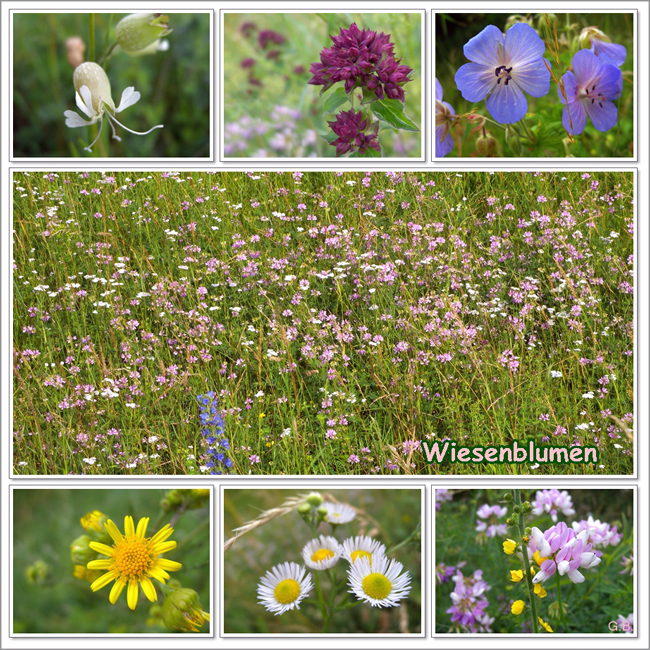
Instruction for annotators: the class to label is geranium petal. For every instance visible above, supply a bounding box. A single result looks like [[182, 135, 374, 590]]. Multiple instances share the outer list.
[[512, 58, 551, 98], [435, 78, 443, 102], [455, 62, 497, 102], [584, 98, 618, 132], [486, 79, 528, 123], [562, 102, 585, 134], [463, 25, 505, 66], [436, 129, 454, 157], [558, 70, 578, 105], [116, 86, 141, 112], [505, 22, 546, 66], [593, 40, 626, 67], [571, 49, 603, 90]]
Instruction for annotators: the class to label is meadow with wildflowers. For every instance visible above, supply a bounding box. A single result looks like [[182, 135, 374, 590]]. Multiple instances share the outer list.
[[435, 488, 634, 634], [223, 13, 422, 158], [435, 13, 634, 158], [13, 171, 633, 476], [223, 489, 421, 633], [13, 488, 210, 633]]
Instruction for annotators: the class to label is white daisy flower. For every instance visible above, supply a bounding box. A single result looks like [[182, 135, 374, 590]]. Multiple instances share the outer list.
[[322, 501, 356, 525], [301, 535, 341, 570], [257, 562, 312, 615], [341, 535, 387, 566], [347, 555, 411, 608]]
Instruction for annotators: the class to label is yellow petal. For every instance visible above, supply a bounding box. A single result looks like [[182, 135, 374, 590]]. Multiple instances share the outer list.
[[135, 517, 149, 539], [148, 566, 170, 583], [127, 579, 139, 610], [109, 577, 127, 604], [88, 541, 115, 557], [156, 558, 182, 572], [152, 540, 176, 555], [140, 577, 158, 602], [124, 516, 135, 537], [90, 571, 117, 592], [105, 520, 124, 545], [149, 524, 174, 546], [86, 559, 114, 570]]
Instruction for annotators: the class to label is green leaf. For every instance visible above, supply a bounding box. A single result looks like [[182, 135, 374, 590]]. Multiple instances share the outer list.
[[323, 87, 349, 114], [370, 99, 419, 132], [357, 146, 382, 158], [320, 131, 338, 144]]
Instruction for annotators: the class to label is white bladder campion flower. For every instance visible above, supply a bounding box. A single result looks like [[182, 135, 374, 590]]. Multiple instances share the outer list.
[[64, 62, 163, 152], [116, 13, 172, 56]]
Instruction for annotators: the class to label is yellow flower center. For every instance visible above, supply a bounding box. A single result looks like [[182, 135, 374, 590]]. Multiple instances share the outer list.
[[114, 537, 154, 578], [361, 573, 392, 600], [311, 549, 334, 563], [351, 550, 373, 564], [274, 579, 301, 604]]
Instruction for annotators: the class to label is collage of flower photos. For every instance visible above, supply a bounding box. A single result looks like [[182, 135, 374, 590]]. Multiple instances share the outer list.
[[4, 4, 645, 650]]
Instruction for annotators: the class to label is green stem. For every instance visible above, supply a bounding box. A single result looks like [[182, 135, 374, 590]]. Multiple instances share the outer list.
[[520, 118, 537, 144], [99, 41, 119, 66], [555, 570, 570, 632], [89, 14, 95, 62], [385, 520, 420, 555], [513, 489, 539, 634]]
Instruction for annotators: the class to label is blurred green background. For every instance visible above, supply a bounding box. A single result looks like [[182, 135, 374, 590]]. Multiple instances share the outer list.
[[223, 13, 422, 157], [436, 13, 634, 157], [223, 488, 422, 634], [13, 13, 211, 157], [13, 489, 211, 633]]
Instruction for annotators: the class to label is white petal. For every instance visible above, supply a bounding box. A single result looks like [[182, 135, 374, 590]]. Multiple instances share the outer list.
[[76, 85, 96, 118], [567, 569, 585, 583], [64, 110, 94, 128], [557, 560, 570, 575], [116, 87, 140, 112]]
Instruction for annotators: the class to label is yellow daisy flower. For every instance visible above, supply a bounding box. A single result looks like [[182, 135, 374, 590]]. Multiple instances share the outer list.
[[86, 516, 182, 610]]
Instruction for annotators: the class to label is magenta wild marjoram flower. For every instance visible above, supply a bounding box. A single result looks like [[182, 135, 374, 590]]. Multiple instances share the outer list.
[[309, 23, 412, 101], [327, 109, 380, 157], [454, 22, 551, 124]]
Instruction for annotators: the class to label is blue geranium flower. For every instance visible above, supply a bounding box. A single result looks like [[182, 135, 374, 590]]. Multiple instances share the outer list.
[[455, 23, 551, 124], [558, 49, 621, 135], [435, 78, 455, 157]]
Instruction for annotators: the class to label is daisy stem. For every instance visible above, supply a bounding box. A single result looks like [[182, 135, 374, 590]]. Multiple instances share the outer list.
[[385, 519, 420, 555], [555, 570, 570, 632], [314, 571, 327, 621], [513, 489, 539, 634]]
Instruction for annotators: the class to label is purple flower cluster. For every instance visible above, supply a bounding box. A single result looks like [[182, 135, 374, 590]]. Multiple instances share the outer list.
[[475, 504, 508, 538], [531, 488, 575, 522], [446, 569, 493, 632], [309, 23, 412, 101], [529, 521, 601, 584], [197, 391, 232, 474], [436, 489, 453, 511], [327, 109, 380, 156], [571, 516, 622, 548]]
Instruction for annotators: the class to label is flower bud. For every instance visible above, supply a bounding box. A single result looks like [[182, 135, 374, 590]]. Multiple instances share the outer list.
[[80, 510, 111, 543], [503, 493, 513, 502], [505, 125, 522, 156], [316, 505, 329, 519], [70, 534, 98, 564], [297, 503, 311, 516], [305, 492, 323, 507], [513, 505, 521, 514], [25, 560, 50, 584], [72, 564, 103, 583], [506, 517, 515, 527], [65, 36, 86, 68], [523, 501, 532, 512], [476, 132, 497, 156], [73, 62, 115, 113], [189, 489, 210, 509], [162, 588, 210, 633], [116, 14, 172, 55]]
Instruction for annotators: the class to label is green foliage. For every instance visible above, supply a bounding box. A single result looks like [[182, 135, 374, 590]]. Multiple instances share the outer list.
[[12, 13, 211, 158], [12, 489, 210, 633]]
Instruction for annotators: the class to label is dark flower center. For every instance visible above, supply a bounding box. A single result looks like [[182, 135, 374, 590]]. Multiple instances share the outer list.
[[495, 65, 513, 86]]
